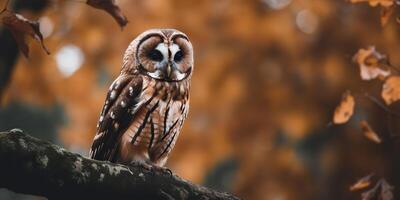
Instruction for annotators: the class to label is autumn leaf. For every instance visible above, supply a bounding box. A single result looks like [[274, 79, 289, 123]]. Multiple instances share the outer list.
[[360, 120, 382, 144], [0, 10, 50, 57], [350, 174, 374, 191], [86, 0, 128, 29], [353, 47, 391, 80], [382, 76, 400, 105], [333, 91, 355, 124]]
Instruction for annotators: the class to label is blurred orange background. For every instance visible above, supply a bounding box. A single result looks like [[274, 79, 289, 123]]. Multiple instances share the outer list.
[[1, 0, 400, 199]]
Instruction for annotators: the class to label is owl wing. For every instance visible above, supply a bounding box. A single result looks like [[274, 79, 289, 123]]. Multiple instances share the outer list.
[[89, 74, 143, 162]]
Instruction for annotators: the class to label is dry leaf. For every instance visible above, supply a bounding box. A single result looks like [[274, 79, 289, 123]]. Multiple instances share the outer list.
[[360, 120, 382, 143], [382, 76, 400, 105], [333, 91, 355, 124], [1, 10, 50, 57], [353, 47, 391, 80], [86, 0, 128, 29], [350, 174, 374, 191]]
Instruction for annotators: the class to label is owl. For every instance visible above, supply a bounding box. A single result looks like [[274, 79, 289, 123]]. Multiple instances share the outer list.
[[89, 29, 193, 168]]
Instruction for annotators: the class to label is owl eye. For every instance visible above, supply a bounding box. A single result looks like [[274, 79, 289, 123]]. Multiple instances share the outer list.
[[148, 49, 163, 61], [174, 50, 184, 62]]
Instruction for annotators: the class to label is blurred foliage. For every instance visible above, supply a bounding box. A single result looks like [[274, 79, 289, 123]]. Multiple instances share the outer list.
[[1, 0, 400, 199], [0, 101, 65, 142]]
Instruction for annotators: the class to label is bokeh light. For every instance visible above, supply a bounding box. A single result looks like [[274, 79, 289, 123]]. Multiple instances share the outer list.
[[296, 9, 319, 34], [262, 0, 292, 10], [55, 44, 85, 78], [39, 16, 54, 39]]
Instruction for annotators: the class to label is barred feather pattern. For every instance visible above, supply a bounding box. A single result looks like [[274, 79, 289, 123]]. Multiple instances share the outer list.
[[119, 76, 190, 166], [90, 28, 193, 167], [90, 74, 190, 167]]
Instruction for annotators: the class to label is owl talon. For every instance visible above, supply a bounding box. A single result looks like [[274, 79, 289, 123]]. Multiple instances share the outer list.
[[165, 168, 173, 176], [150, 165, 173, 176], [129, 160, 172, 175], [158, 166, 173, 176], [129, 161, 153, 171]]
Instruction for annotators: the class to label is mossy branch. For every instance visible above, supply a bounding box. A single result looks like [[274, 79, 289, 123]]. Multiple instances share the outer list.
[[0, 129, 239, 200]]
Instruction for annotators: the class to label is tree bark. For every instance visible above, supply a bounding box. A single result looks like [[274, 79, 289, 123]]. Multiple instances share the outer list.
[[0, 129, 240, 200]]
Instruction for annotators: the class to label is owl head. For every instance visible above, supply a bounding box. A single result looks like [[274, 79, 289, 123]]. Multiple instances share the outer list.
[[122, 29, 194, 82]]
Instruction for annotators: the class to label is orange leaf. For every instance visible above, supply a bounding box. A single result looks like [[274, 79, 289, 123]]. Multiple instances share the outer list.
[[86, 0, 128, 29], [1, 10, 50, 57], [333, 91, 355, 124], [350, 174, 373, 191], [353, 47, 391, 80], [360, 120, 382, 144], [382, 76, 400, 105]]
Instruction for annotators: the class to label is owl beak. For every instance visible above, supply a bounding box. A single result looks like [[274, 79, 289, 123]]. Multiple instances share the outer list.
[[166, 62, 173, 77], [165, 61, 173, 78]]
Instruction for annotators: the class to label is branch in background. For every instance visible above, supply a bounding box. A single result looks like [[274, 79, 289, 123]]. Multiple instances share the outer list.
[[0, 129, 239, 200]]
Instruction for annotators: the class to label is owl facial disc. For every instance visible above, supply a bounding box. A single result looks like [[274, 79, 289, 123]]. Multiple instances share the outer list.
[[134, 29, 193, 82], [145, 43, 190, 81]]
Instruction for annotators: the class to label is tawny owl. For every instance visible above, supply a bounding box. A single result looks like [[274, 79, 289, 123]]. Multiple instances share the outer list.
[[89, 29, 193, 167]]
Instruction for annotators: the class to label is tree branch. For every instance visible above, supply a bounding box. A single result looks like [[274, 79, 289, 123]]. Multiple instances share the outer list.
[[0, 129, 239, 200]]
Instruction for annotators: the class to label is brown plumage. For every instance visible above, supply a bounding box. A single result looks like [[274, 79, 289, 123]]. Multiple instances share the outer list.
[[89, 29, 193, 167]]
